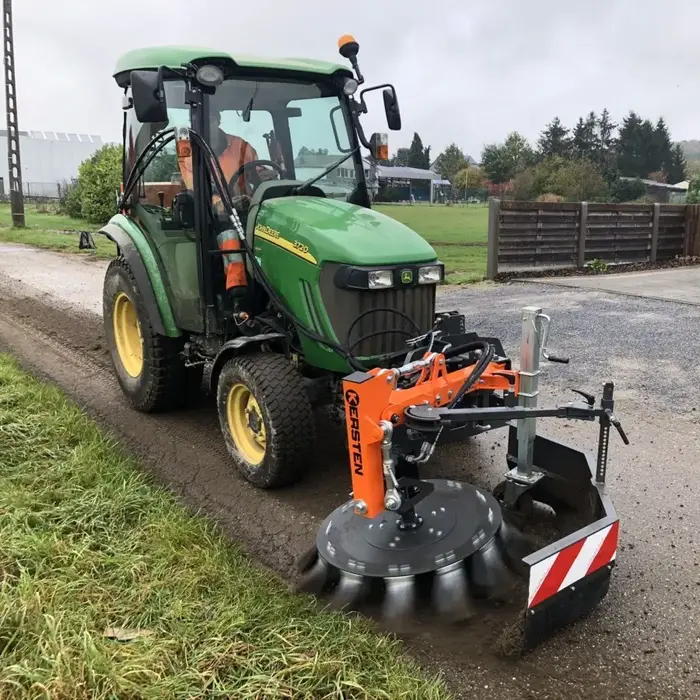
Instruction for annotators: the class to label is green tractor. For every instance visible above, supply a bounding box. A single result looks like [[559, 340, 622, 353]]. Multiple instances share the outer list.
[[102, 37, 447, 488]]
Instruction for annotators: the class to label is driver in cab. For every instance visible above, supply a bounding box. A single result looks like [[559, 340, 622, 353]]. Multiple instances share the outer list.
[[177, 107, 278, 211], [175, 107, 280, 294]]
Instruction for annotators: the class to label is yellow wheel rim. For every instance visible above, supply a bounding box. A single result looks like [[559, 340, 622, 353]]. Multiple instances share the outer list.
[[226, 383, 267, 465], [113, 292, 144, 378]]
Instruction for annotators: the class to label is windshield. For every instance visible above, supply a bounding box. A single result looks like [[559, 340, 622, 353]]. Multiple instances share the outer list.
[[207, 77, 361, 199]]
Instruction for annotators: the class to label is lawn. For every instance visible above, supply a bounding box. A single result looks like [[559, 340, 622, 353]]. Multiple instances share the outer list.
[[0, 202, 116, 259], [0, 201, 488, 283], [374, 203, 488, 246], [0, 355, 449, 699]]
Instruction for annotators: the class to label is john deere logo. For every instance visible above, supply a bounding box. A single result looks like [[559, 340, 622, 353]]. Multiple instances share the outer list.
[[400, 269, 413, 284]]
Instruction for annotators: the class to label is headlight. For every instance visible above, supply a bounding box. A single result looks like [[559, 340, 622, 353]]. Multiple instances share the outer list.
[[343, 77, 359, 96], [196, 64, 224, 87], [418, 265, 443, 284], [368, 270, 393, 289]]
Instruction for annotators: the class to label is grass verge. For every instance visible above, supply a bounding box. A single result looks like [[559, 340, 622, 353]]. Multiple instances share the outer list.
[[0, 355, 449, 699], [0, 227, 116, 259]]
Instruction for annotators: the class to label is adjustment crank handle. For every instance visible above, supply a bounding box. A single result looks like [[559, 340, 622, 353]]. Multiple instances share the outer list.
[[546, 354, 570, 364], [605, 409, 630, 445]]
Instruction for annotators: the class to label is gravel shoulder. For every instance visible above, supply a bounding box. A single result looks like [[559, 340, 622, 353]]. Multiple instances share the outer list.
[[1, 244, 699, 699]]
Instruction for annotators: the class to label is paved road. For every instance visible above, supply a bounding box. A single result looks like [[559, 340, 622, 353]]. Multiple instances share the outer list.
[[1, 243, 699, 700], [526, 266, 700, 306]]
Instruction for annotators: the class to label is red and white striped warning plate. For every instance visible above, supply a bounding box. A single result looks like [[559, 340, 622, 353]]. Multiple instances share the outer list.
[[528, 521, 619, 609]]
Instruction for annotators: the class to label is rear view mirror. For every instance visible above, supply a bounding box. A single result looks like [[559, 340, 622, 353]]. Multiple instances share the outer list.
[[131, 68, 167, 123], [383, 87, 401, 131]]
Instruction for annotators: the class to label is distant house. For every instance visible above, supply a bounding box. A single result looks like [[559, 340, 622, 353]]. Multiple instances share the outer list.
[[619, 177, 688, 204], [293, 153, 443, 201]]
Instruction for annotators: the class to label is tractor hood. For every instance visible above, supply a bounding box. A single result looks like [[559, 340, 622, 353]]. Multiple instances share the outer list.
[[255, 196, 437, 266]]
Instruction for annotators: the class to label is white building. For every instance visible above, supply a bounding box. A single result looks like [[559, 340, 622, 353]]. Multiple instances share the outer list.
[[0, 130, 104, 198]]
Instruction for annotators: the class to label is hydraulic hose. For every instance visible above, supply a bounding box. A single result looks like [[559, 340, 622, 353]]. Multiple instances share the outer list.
[[445, 340, 495, 409]]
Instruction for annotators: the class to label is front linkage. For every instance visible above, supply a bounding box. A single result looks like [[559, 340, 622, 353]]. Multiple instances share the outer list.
[[299, 305, 628, 651]]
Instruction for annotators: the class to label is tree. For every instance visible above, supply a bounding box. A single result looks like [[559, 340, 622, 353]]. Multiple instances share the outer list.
[[686, 174, 700, 203], [616, 111, 645, 177], [453, 166, 486, 189], [480, 131, 535, 184], [145, 147, 180, 182], [668, 144, 687, 183], [572, 112, 598, 160], [390, 147, 410, 167], [407, 132, 431, 169], [639, 119, 656, 175], [433, 143, 468, 182], [546, 159, 609, 201], [537, 117, 571, 159], [649, 117, 673, 178]]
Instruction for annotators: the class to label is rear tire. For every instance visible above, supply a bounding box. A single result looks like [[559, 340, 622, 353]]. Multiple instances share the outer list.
[[217, 352, 315, 488], [103, 256, 202, 412]]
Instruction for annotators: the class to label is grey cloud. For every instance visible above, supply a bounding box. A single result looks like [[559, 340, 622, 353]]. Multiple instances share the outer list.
[[9, 0, 700, 161]]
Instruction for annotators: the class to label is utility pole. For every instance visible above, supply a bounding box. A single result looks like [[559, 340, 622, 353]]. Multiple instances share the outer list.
[[3, 0, 24, 226]]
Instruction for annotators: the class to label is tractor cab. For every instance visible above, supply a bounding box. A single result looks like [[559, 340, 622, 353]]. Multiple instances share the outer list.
[[115, 36, 424, 356]]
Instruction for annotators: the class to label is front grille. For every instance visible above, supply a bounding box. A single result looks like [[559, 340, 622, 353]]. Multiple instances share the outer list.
[[319, 263, 436, 357]]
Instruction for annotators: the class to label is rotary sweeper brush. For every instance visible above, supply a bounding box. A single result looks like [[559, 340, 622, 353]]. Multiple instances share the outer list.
[[299, 307, 628, 651]]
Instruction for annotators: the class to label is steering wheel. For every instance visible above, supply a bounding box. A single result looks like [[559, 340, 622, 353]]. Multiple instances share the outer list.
[[227, 159, 286, 196]]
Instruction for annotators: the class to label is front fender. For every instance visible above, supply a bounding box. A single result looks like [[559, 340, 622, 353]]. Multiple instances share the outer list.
[[100, 215, 180, 338], [209, 333, 286, 393]]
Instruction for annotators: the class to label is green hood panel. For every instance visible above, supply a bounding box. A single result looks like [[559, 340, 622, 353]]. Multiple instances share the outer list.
[[256, 197, 437, 266]]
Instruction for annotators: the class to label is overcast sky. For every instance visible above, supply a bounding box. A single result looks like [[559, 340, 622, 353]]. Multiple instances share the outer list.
[[9, 0, 699, 159]]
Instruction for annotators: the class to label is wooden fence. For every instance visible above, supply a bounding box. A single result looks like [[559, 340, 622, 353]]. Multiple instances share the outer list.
[[486, 199, 700, 279]]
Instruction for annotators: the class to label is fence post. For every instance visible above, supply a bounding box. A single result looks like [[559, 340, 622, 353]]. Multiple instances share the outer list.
[[486, 198, 501, 280], [651, 203, 660, 263], [577, 202, 588, 268]]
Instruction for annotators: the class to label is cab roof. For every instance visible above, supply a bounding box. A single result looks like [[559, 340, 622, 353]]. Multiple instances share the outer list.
[[113, 46, 351, 85]]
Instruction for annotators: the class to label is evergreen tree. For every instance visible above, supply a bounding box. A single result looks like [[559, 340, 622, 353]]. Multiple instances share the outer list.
[[639, 119, 656, 176], [407, 132, 431, 169], [597, 109, 617, 156], [616, 111, 645, 177], [572, 112, 598, 159], [537, 117, 571, 159], [668, 144, 687, 183], [650, 117, 674, 178]]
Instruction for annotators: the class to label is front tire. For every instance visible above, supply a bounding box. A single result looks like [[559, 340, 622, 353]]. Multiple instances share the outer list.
[[103, 257, 201, 412], [217, 353, 315, 488]]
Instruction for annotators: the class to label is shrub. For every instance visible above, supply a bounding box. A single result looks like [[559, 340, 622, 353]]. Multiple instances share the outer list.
[[74, 144, 122, 224], [536, 192, 563, 202], [610, 177, 646, 203]]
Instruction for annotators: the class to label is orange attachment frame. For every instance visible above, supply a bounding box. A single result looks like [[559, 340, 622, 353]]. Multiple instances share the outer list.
[[342, 354, 519, 519]]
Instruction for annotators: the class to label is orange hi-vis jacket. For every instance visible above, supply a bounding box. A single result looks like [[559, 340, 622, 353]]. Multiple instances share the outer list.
[[178, 134, 259, 291]]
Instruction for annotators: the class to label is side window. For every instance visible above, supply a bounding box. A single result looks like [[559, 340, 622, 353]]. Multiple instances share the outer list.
[[125, 80, 202, 333]]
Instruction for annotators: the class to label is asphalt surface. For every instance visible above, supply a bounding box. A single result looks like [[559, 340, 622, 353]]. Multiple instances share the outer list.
[[1, 243, 699, 699], [529, 266, 700, 306]]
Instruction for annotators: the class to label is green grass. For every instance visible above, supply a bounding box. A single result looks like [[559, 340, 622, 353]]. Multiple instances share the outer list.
[[0, 202, 488, 283], [433, 245, 487, 284], [0, 202, 116, 259], [374, 203, 488, 246], [0, 202, 95, 231], [0, 355, 450, 699]]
